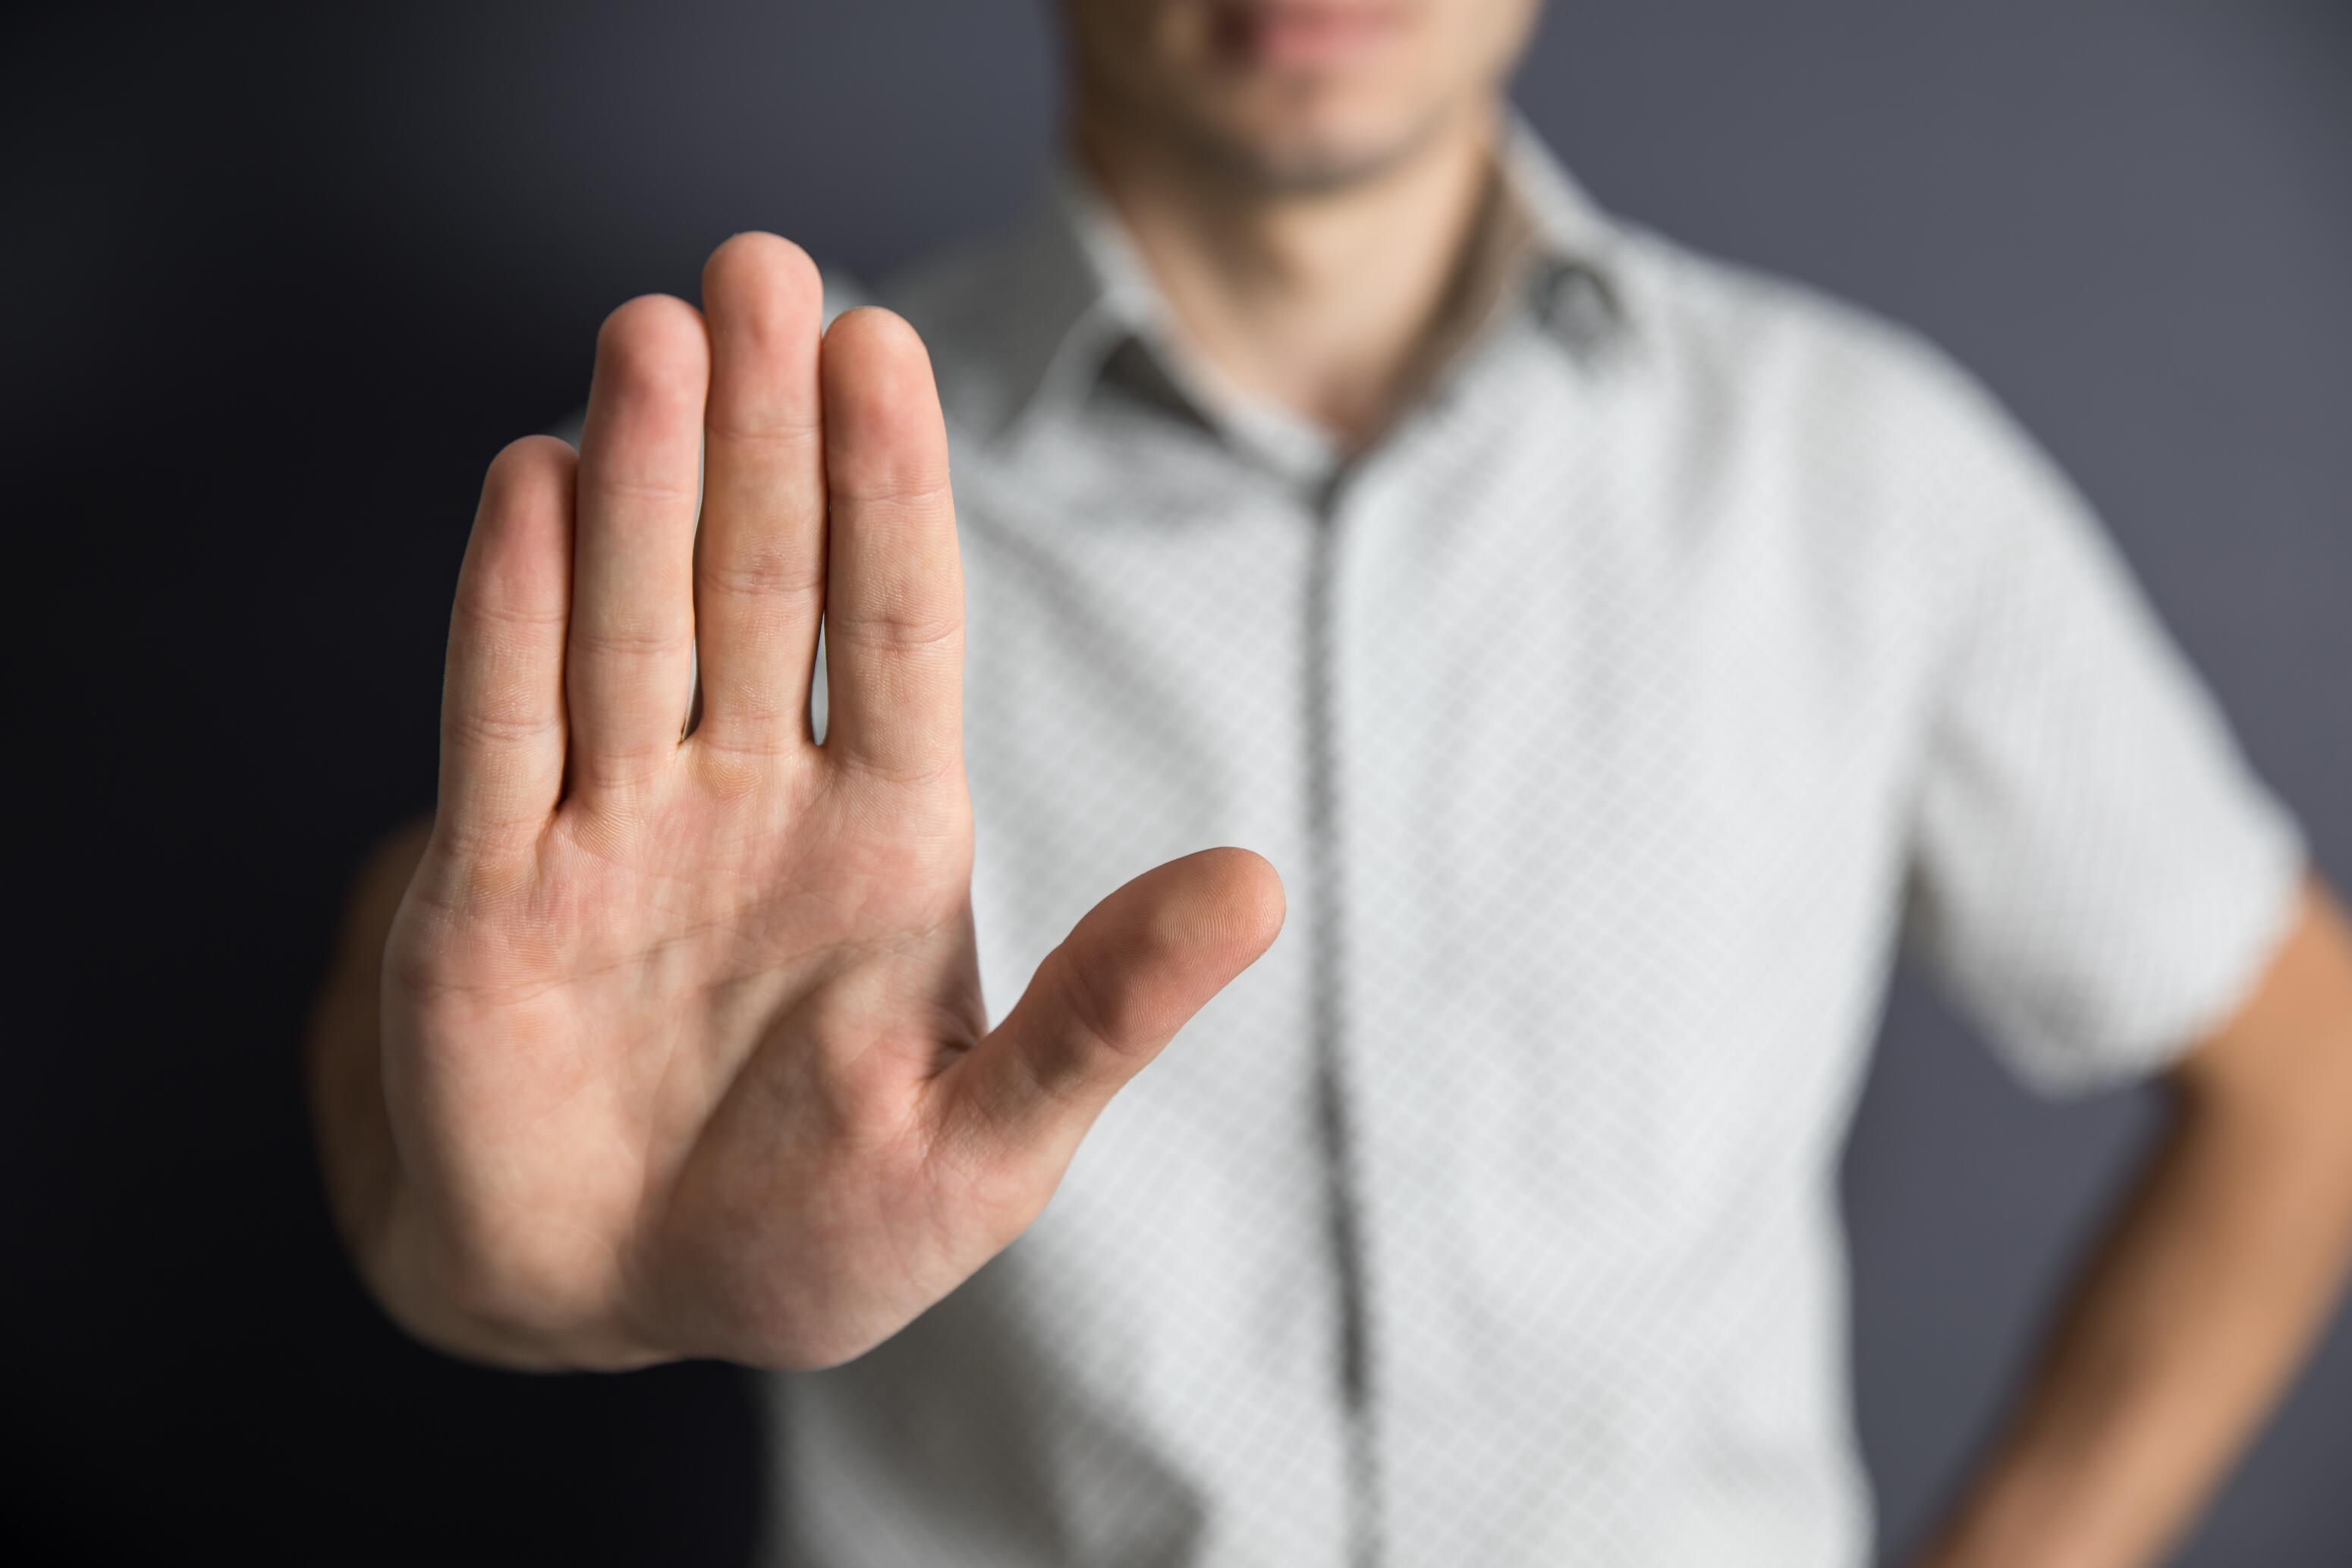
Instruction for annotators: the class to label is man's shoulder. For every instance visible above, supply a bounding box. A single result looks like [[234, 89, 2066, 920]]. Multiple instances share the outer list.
[[1605, 214, 1989, 433], [1595, 211, 2055, 524], [807, 188, 2027, 480]]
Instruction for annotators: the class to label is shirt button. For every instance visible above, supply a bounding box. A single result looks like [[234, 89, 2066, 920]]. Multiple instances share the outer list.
[[1548, 268, 1613, 350]]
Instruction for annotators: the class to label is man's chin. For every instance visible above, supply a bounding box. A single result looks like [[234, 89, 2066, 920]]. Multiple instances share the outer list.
[[1182, 108, 1457, 196]]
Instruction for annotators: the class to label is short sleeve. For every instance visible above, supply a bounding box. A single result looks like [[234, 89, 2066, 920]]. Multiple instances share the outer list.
[[1893, 350, 2310, 1097]]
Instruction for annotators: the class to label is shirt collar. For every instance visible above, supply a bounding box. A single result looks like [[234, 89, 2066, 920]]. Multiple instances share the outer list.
[[977, 105, 1633, 453]]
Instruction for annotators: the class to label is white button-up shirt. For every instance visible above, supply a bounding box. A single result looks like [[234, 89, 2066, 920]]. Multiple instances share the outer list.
[[751, 113, 2310, 1567]]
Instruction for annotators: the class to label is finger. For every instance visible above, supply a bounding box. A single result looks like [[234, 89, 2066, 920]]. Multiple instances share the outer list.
[[942, 848, 1287, 1168], [568, 294, 709, 800], [817, 306, 962, 784], [438, 435, 577, 851], [690, 233, 827, 759]]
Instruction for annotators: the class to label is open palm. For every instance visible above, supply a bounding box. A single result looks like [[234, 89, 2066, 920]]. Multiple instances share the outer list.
[[372, 234, 1284, 1372]]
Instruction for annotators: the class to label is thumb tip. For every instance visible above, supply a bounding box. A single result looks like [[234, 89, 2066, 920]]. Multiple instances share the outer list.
[[1188, 845, 1288, 957]]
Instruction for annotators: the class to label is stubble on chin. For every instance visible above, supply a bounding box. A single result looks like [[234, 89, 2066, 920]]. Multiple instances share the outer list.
[[1142, 86, 1473, 199]]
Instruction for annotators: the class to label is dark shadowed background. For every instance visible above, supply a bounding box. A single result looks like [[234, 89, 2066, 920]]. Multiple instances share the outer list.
[[9, 2, 2347, 1563]]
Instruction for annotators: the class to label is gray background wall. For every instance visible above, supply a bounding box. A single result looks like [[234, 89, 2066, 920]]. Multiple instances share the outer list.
[[13, 2, 2346, 1562]]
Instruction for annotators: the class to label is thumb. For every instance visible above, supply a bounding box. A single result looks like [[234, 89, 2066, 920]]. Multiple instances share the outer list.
[[942, 846, 1285, 1171]]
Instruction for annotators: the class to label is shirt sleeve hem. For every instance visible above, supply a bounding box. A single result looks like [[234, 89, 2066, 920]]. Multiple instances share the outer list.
[[2021, 809, 2311, 1099]]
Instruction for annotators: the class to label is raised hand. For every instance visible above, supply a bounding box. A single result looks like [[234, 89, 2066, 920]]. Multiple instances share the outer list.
[[335, 234, 1284, 1372]]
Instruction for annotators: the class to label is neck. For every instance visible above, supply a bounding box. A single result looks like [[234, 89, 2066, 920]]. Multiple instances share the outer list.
[[1072, 99, 1503, 450]]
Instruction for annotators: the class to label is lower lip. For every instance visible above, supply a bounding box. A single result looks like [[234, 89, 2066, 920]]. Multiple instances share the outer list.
[[1215, 4, 1404, 71]]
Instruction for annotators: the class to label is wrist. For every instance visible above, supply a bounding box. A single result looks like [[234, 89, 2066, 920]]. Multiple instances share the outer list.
[[360, 1189, 675, 1373], [1913, 1453, 2147, 1568]]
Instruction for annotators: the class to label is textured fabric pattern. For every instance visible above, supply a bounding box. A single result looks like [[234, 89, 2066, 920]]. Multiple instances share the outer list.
[[738, 112, 2311, 1567]]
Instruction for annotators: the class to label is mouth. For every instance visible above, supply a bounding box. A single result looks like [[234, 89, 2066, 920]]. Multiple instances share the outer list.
[[1206, 1, 1410, 73]]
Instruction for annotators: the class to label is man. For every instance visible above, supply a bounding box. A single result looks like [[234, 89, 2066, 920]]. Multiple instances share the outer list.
[[305, 2, 2352, 1563]]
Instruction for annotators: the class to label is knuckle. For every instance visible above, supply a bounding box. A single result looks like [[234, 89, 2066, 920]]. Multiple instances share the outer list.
[[829, 599, 961, 655], [444, 701, 557, 749], [570, 617, 693, 659], [830, 473, 953, 512], [413, 821, 542, 894], [451, 577, 566, 637], [702, 539, 823, 602], [588, 470, 699, 508], [704, 408, 823, 449], [1051, 946, 1127, 1063], [687, 739, 782, 798], [835, 746, 961, 792]]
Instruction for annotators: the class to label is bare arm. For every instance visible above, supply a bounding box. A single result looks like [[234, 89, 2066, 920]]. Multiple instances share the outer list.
[[1915, 870, 2352, 1568]]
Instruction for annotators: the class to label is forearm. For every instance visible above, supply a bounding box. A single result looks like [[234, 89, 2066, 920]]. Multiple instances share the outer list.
[[1917, 1037, 2352, 1565]]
